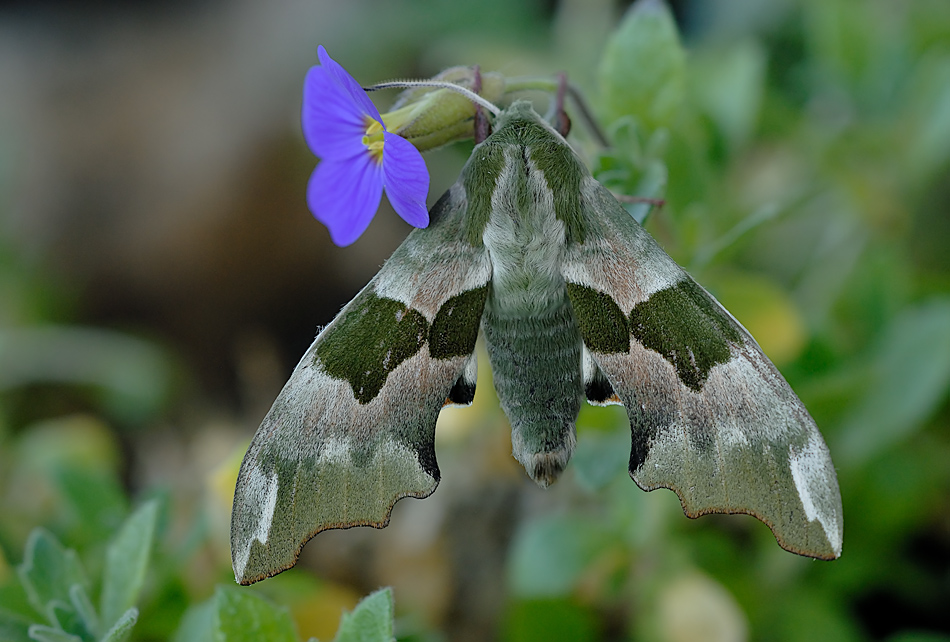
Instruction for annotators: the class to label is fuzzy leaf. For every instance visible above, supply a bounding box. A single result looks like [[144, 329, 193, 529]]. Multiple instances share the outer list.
[[99, 501, 158, 631], [216, 587, 298, 642], [173, 587, 298, 642], [99, 608, 137, 642], [68, 584, 98, 638], [26, 626, 81, 642], [0, 608, 33, 642], [17, 530, 88, 624], [332, 588, 395, 642], [835, 299, 950, 467], [598, 0, 686, 129]]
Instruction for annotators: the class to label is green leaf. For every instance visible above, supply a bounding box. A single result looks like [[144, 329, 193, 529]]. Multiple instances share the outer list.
[[571, 425, 628, 491], [99, 608, 137, 642], [332, 588, 395, 642], [508, 515, 614, 598], [0, 607, 33, 642], [26, 626, 81, 642], [688, 40, 766, 150], [592, 118, 669, 225], [54, 466, 129, 546], [173, 587, 299, 642], [170, 601, 214, 642], [834, 298, 950, 467], [504, 599, 597, 642], [99, 500, 159, 631], [68, 584, 98, 638], [17, 530, 89, 624], [598, 0, 686, 129], [216, 587, 299, 642], [46, 603, 84, 640]]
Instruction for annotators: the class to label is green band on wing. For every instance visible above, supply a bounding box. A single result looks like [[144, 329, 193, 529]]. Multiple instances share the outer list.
[[529, 142, 586, 244], [566, 282, 630, 354], [484, 107, 586, 244], [316, 294, 429, 404], [463, 146, 506, 246], [629, 279, 743, 391], [429, 285, 489, 359]]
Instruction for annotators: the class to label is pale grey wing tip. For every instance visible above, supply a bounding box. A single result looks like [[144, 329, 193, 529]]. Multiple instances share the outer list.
[[230, 479, 440, 585], [629, 469, 843, 560]]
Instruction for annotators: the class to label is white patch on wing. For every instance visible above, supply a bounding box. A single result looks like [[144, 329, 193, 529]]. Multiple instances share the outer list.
[[369, 184, 492, 318], [559, 177, 684, 308], [789, 434, 843, 556], [581, 346, 597, 384], [233, 467, 279, 580], [317, 435, 351, 464], [717, 421, 751, 450], [633, 261, 686, 300]]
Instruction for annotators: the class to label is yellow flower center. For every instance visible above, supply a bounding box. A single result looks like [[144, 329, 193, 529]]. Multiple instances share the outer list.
[[362, 117, 385, 164]]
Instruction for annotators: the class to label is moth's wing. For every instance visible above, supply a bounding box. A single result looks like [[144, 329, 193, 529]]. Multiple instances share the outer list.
[[562, 178, 843, 559], [231, 185, 491, 584]]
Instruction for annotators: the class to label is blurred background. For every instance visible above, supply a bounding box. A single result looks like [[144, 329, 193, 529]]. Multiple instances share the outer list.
[[1, 0, 949, 640]]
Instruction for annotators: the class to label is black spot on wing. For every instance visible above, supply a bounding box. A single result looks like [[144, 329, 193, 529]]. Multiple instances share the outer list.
[[445, 374, 476, 407], [584, 371, 617, 405]]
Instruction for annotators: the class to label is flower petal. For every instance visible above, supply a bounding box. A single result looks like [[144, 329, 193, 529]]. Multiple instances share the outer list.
[[302, 66, 368, 160], [381, 132, 430, 229], [317, 46, 382, 123], [307, 154, 384, 246]]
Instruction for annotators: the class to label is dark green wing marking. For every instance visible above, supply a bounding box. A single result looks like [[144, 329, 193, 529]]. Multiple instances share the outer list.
[[317, 296, 429, 404], [628, 279, 744, 392]]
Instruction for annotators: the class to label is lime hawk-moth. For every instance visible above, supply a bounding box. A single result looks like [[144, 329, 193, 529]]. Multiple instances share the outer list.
[[231, 102, 843, 585]]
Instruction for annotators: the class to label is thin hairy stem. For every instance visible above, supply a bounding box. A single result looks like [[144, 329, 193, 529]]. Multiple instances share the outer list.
[[365, 80, 502, 116]]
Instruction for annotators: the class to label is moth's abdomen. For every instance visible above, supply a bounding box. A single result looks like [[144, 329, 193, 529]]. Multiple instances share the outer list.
[[482, 293, 583, 487], [475, 132, 588, 486]]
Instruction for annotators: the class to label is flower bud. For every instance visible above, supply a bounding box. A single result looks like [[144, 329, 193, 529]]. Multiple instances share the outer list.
[[380, 66, 506, 151]]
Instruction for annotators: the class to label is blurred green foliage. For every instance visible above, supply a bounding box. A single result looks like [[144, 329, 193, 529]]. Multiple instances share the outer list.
[[2, 0, 950, 640], [1, 502, 156, 642]]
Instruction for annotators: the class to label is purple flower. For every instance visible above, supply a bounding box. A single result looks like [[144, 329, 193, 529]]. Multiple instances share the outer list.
[[302, 46, 430, 246]]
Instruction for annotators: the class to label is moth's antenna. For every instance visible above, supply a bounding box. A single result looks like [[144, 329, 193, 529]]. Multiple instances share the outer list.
[[502, 75, 610, 147], [612, 194, 666, 208], [565, 84, 609, 148], [471, 65, 491, 144], [552, 73, 571, 137], [365, 80, 502, 117]]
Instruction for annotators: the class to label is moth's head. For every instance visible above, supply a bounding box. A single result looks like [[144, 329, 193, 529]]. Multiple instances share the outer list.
[[491, 100, 552, 131], [477, 100, 568, 149]]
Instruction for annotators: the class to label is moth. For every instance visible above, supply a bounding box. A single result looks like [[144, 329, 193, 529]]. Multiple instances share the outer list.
[[231, 101, 843, 585]]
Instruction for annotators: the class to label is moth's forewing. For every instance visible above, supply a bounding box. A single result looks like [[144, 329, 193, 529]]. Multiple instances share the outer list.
[[561, 171, 843, 559], [230, 185, 491, 584]]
